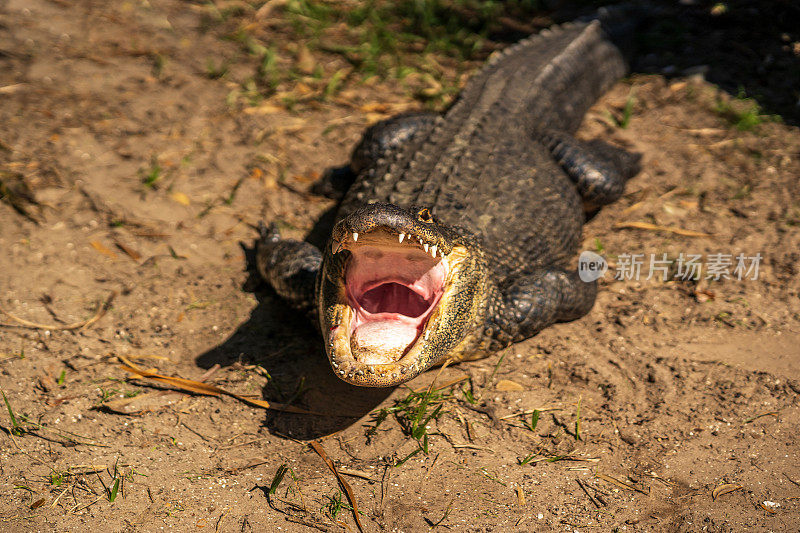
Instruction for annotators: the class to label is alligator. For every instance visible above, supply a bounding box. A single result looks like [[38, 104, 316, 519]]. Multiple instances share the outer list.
[[257, 13, 641, 387]]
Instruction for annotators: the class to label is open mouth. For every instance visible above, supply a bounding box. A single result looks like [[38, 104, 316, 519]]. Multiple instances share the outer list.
[[339, 229, 447, 365]]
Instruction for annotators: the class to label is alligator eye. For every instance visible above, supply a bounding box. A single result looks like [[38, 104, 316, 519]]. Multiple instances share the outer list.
[[417, 208, 433, 223]]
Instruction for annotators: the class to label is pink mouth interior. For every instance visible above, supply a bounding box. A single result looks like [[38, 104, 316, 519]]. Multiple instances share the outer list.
[[345, 243, 446, 365], [359, 283, 431, 317]]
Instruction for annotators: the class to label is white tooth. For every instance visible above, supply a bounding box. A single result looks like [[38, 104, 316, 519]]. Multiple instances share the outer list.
[[423, 243, 429, 253], [353, 232, 359, 242], [398, 233, 405, 243], [424, 329, 430, 340], [430, 245, 437, 257]]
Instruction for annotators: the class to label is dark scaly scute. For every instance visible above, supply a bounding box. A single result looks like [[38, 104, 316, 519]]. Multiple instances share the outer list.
[[337, 21, 626, 280]]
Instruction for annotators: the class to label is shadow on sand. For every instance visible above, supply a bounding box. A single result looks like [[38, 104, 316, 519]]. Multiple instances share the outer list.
[[195, 215, 395, 441], [561, 0, 800, 125]]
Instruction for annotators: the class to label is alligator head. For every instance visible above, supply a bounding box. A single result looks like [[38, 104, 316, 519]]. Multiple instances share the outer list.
[[318, 203, 488, 387]]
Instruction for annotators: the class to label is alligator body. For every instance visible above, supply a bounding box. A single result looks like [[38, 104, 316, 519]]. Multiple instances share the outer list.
[[258, 16, 641, 387]]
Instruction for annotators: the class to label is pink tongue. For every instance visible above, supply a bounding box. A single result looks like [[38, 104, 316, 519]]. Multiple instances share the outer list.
[[360, 283, 429, 317], [352, 322, 418, 364]]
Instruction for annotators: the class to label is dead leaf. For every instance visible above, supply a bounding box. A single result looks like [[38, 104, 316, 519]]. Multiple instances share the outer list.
[[669, 81, 688, 93], [170, 191, 190, 205], [711, 483, 742, 500], [255, 0, 287, 19], [293, 81, 313, 96], [686, 127, 727, 136], [359, 102, 415, 114], [694, 288, 715, 302], [244, 103, 285, 115], [292, 170, 320, 183], [496, 379, 525, 392], [114, 240, 142, 262], [360, 102, 391, 113], [296, 45, 316, 74], [365, 112, 389, 124], [90, 240, 118, 260], [29, 497, 46, 509]]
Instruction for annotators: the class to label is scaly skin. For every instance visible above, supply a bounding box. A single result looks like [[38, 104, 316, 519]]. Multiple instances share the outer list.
[[258, 17, 641, 387]]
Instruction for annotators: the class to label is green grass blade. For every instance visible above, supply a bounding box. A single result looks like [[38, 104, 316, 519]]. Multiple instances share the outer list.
[[269, 464, 288, 495], [1, 390, 21, 435]]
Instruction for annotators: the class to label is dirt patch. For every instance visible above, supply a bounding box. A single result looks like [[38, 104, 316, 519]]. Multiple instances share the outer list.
[[1, 1, 799, 531]]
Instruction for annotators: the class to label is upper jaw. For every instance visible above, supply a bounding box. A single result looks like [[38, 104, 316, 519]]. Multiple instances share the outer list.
[[329, 202, 452, 259]]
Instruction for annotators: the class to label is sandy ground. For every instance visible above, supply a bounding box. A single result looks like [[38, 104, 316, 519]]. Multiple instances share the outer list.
[[1, 1, 799, 531]]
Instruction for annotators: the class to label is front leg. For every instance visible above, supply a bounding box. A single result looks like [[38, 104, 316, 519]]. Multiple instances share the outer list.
[[486, 269, 597, 350], [256, 223, 321, 316]]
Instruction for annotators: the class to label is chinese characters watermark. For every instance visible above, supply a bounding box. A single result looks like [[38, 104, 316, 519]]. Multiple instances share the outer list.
[[579, 251, 762, 282]]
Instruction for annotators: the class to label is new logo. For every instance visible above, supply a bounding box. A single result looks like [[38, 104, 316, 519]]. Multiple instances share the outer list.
[[578, 251, 608, 282]]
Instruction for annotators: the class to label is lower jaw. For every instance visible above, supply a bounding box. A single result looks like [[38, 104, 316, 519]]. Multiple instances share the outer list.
[[329, 353, 425, 386], [326, 307, 430, 386], [350, 315, 424, 365]]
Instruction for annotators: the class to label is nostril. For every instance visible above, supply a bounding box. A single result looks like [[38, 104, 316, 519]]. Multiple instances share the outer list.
[[417, 207, 433, 223]]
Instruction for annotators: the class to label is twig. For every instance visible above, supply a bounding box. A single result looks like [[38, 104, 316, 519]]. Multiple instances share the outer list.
[[309, 440, 364, 533], [743, 411, 778, 424], [338, 468, 376, 482], [0, 291, 116, 330], [68, 495, 102, 514], [784, 473, 800, 487], [412, 374, 468, 394], [51, 487, 69, 508], [576, 478, 604, 507], [425, 360, 451, 396], [118, 355, 321, 415], [0, 83, 27, 94], [595, 473, 649, 494], [179, 420, 215, 443], [613, 221, 711, 238], [215, 436, 270, 451], [197, 364, 221, 382], [451, 444, 495, 452], [379, 463, 391, 514], [499, 407, 559, 421]]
